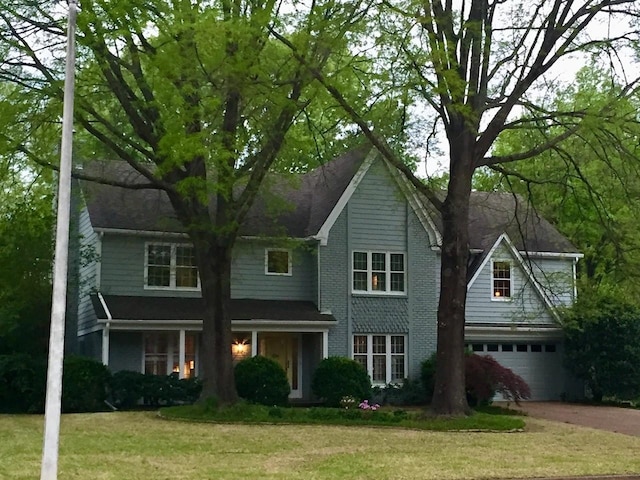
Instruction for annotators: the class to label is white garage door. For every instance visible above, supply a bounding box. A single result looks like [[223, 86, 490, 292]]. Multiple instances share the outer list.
[[467, 342, 565, 401]]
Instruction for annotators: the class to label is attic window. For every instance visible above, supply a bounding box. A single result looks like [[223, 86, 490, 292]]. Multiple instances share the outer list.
[[266, 249, 291, 275], [352, 251, 405, 294], [492, 260, 511, 300]]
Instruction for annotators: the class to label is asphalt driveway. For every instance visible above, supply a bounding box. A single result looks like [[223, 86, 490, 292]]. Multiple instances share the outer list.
[[512, 401, 640, 437]]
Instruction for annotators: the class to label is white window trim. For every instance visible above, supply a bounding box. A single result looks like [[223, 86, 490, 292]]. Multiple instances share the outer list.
[[265, 248, 292, 276], [491, 259, 512, 301], [144, 242, 200, 291], [351, 251, 406, 295], [352, 334, 407, 385]]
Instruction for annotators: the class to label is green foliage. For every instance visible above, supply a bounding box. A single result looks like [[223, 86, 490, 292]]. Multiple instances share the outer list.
[[62, 355, 112, 413], [110, 370, 202, 408], [0, 169, 53, 356], [234, 356, 290, 406], [562, 294, 640, 402], [420, 352, 438, 402], [311, 356, 372, 407], [372, 379, 427, 406], [0, 354, 46, 413]]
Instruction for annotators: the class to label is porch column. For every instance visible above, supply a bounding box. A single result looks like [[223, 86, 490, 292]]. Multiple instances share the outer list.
[[178, 330, 186, 379], [251, 331, 258, 357], [101, 325, 109, 366], [322, 330, 328, 358]]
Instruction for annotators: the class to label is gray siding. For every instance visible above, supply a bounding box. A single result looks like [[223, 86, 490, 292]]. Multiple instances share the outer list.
[[109, 331, 143, 372], [322, 159, 439, 379], [100, 235, 315, 301], [77, 206, 100, 334], [466, 244, 555, 325], [231, 240, 315, 301], [527, 256, 576, 306], [349, 160, 407, 251]]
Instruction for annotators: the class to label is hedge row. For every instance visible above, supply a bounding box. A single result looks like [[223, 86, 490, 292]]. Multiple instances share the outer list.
[[0, 354, 201, 413]]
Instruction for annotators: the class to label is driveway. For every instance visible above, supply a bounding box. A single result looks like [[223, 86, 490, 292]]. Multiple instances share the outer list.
[[511, 401, 640, 437]]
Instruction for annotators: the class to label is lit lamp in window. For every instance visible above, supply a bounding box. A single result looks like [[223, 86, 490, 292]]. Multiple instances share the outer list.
[[232, 341, 249, 360], [494, 290, 501, 297]]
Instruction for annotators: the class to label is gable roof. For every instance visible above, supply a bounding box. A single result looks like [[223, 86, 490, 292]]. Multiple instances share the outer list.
[[79, 146, 579, 256]]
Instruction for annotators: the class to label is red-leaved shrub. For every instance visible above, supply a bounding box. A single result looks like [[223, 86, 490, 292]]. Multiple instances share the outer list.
[[465, 354, 531, 405]]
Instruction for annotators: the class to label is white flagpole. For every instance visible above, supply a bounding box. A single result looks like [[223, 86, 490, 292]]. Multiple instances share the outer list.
[[41, 0, 77, 478]]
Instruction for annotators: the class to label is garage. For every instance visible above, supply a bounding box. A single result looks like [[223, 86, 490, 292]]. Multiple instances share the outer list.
[[467, 341, 567, 401]]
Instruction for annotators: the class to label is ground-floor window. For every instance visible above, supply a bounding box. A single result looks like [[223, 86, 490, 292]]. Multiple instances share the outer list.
[[144, 332, 197, 378], [352, 334, 406, 384]]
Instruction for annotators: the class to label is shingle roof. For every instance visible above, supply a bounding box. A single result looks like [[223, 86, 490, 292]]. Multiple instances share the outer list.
[[91, 294, 336, 322], [79, 146, 578, 254]]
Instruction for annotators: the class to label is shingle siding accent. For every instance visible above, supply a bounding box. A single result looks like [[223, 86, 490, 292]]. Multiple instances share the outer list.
[[351, 297, 409, 332]]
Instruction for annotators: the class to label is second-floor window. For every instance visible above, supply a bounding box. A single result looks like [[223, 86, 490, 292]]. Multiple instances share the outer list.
[[146, 243, 198, 289], [265, 249, 292, 275], [352, 251, 405, 294], [492, 260, 511, 299]]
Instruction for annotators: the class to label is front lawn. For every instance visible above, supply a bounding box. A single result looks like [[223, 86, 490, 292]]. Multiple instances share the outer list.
[[2, 411, 640, 479]]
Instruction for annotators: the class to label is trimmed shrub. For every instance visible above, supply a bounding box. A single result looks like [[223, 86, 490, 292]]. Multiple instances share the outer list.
[[110, 370, 145, 409], [235, 355, 290, 406], [420, 353, 531, 406], [62, 355, 112, 412], [311, 357, 371, 407], [110, 371, 202, 408], [371, 379, 427, 406]]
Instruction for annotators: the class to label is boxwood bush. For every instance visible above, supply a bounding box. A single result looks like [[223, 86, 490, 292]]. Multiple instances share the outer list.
[[110, 371, 202, 408], [234, 355, 290, 406], [311, 357, 371, 407], [62, 355, 112, 412]]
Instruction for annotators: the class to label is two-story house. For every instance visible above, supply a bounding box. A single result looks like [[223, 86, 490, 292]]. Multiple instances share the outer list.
[[70, 145, 583, 401]]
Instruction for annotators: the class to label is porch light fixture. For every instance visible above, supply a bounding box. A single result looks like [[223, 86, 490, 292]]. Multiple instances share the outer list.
[[232, 341, 249, 358]]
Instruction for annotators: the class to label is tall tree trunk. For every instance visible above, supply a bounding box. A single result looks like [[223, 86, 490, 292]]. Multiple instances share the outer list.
[[192, 236, 238, 405], [431, 133, 475, 416]]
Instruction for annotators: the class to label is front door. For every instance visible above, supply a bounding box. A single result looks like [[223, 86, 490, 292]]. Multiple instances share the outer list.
[[259, 333, 301, 398]]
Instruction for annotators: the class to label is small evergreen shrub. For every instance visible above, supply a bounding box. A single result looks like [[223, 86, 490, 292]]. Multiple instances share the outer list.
[[62, 355, 112, 412], [235, 355, 290, 406], [311, 357, 371, 407]]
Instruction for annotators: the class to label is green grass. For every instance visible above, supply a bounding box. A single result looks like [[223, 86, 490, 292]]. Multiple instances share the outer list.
[[159, 402, 525, 431], [1, 411, 640, 479]]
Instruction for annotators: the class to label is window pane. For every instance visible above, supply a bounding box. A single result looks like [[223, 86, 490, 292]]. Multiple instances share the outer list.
[[371, 272, 386, 291], [501, 344, 514, 352], [391, 355, 405, 381], [390, 336, 404, 354], [353, 252, 367, 270], [354, 355, 367, 371], [371, 253, 385, 271], [267, 250, 289, 274], [372, 355, 386, 382], [493, 279, 511, 298], [390, 254, 404, 272], [372, 336, 386, 354], [147, 245, 171, 287], [390, 272, 404, 292], [353, 335, 368, 354], [493, 262, 510, 278], [353, 272, 367, 291]]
